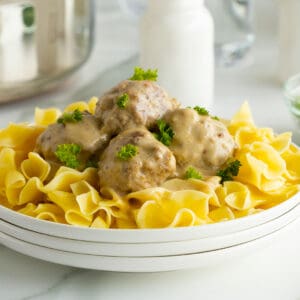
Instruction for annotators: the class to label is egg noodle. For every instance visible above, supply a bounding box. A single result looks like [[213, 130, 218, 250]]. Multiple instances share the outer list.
[[0, 99, 299, 229]]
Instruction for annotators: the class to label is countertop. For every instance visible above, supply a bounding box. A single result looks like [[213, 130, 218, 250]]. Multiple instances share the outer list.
[[0, 1, 299, 300]]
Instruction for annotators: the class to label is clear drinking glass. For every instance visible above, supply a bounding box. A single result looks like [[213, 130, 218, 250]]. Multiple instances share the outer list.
[[206, 0, 255, 67]]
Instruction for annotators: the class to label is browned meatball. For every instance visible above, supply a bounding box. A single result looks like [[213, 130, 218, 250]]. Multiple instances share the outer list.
[[98, 128, 176, 194], [95, 80, 179, 136], [163, 108, 236, 176], [35, 112, 108, 164]]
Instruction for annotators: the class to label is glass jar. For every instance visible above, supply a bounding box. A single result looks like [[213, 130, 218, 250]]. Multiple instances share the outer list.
[[140, 0, 214, 108]]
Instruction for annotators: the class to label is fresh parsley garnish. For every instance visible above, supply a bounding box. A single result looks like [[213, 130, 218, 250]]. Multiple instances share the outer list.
[[55, 143, 81, 169], [193, 106, 209, 116], [85, 159, 98, 169], [217, 160, 242, 184], [153, 119, 174, 146], [117, 93, 129, 109], [292, 96, 300, 111], [184, 167, 203, 180], [129, 67, 158, 81], [22, 5, 35, 27], [57, 109, 83, 125], [117, 144, 138, 160], [189, 106, 220, 120]]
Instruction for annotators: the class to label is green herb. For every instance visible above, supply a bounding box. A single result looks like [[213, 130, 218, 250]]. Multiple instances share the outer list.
[[117, 144, 138, 160], [22, 5, 35, 27], [193, 106, 209, 116], [217, 160, 242, 184], [153, 119, 174, 146], [190, 106, 219, 120], [85, 159, 98, 169], [292, 96, 300, 111], [55, 144, 81, 169], [129, 67, 158, 81], [184, 167, 203, 180], [117, 93, 129, 109], [57, 109, 83, 125]]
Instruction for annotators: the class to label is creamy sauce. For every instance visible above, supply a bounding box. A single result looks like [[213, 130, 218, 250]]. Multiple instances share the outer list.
[[98, 127, 176, 194], [35, 112, 108, 166], [35, 79, 235, 194], [95, 80, 179, 135], [163, 108, 236, 176]]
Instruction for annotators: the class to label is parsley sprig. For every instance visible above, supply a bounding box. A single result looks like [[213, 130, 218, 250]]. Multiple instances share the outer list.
[[190, 106, 219, 120], [217, 160, 242, 184], [193, 106, 209, 116], [85, 159, 98, 169], [57, 109, 83, 125], [117, 93, 129, 109], [129, 67, 158, 81], [153, 119, 174, 146], [55, 143, 81, 169], [184, 167, 203, 180], [117, 144, 138, 160]]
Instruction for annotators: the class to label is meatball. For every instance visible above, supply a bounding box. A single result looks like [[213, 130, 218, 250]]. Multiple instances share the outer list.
[[95, 80, 179, 136], [163, 108, 236, 176], [98, 128, 176, 194], [35, 112, 108, 164]]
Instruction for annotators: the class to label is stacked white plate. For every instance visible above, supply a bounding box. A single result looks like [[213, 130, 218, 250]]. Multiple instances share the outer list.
[[0, 193, 299, 272]]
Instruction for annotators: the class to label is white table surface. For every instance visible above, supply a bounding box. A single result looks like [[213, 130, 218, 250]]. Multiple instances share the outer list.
[[0, 1, 299, 300]]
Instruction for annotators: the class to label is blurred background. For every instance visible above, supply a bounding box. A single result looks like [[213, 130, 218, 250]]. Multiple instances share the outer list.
[[1, 2, 300, 299], [0, 0, 297, 140]]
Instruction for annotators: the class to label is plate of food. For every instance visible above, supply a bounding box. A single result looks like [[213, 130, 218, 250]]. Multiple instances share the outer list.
[[0, 67, 299, 251]]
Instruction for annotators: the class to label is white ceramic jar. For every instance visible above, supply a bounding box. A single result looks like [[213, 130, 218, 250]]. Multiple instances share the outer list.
[[139, 0, 214, 108]]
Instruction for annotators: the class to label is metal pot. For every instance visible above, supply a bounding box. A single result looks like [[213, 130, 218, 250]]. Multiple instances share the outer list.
[[0, 0, 94, 102]]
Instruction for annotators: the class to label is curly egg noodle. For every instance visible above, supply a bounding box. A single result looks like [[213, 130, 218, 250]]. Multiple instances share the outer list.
[[0, 99, 299, 229]]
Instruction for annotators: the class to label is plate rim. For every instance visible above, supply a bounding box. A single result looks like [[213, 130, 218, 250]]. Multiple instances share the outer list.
[[0, 203, 298, 256], [0, 192, 299, 243], [0, 219, 297, 272]]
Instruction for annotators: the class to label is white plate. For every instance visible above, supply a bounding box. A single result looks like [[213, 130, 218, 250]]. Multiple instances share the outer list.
[[0, 204, 299, 257], [0, 219, 296, 272], [0, 192, 299, 243]]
